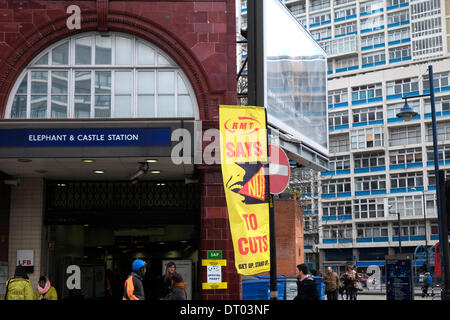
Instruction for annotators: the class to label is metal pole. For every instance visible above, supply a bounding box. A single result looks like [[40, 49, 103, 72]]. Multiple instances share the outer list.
[[268, 194, 278, 300], [398, 212, 402, 254], [422, 191, 429, 272]]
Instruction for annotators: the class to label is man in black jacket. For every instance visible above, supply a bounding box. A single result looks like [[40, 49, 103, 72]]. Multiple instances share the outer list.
[[293, 263, 319, 300]]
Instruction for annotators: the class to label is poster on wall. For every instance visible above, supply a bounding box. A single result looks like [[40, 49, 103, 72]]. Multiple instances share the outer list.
[[16, 249, 34, 267], [219, 105, 270, 275]]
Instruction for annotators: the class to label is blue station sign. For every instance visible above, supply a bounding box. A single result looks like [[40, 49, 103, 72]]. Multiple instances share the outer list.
[[0, 128, 171, 147]]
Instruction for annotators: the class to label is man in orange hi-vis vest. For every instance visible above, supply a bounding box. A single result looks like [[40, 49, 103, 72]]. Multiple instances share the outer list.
[[123, 259, 147, 300]]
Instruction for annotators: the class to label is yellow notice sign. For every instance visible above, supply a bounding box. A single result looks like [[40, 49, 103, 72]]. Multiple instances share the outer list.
[[219, 105, 270, 275], [201, 259, 227, 266], [202, 282, 228, 290]]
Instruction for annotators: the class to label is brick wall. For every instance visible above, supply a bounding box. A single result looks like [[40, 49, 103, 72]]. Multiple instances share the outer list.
[[8, 178, 44, 289]]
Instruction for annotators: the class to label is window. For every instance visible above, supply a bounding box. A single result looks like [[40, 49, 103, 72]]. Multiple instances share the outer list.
[[329, 134, 350, 153], [287, 1, 306, 15], [321, 178, 351, 194], [310, 12, 331, 26], [412, 17, 442, 37], [387, 101, 419, 119], [328, 89, 348, 106], [310, 0, 330, 11], [357, 223, 388, 239], [311, 27, 332, 41], [360, 0, 384, 15], [8, 33, 197, 120], [355, 175, 386, 192], [334, 0, 353, 5], [389, 125, 421, 146], [386, 78, 419, 96], [387, 10, 409, 27], [361, 50, 386, 67], [335, 22, 357, 37], [335, 56, 358, 71], [412, 36, 443, 57], [353, 198, 384, 219], [426, 145, 450, 163], [334, 6, 356, 20], [387, 0, 408, 8], [411, 0, 440, 19], [352, 106, 383, 124], [428, 169, 450, 187], [323, 224, 352, 240], [390, 148, 423, 166], [354, 151, 385, 170], [392, 221, 426, 237], [423, 72, 450, 92], [425, 96, 450, 114], [389, 45, 411, 62], [328, 155, 350, 171], [351, 83, 382, 102], [388, 28, 410, 44], [388, 196, 424, 217], [322, 201, 352, 218], [361, 33, 384, 49], [328, 110, 349, 129], [360, 15, 384, 31], [390, 172, 424, 190], [426, 121, 450, 142], [321, 36, 357, 56], [350, 127, 383, 149]]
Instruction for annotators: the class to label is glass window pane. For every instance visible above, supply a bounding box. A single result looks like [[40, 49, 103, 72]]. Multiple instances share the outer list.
[[157, 53, 171, 66], [51, 95, 67, 118], [177, 74, 188, 94], [75, 71, 91, 94], [31, 71, 48, 94], [52, 42, 69, 65], [51, 71, 68, 94], [138, 72, 154, 94], [115, 72, 132, 94], [95, 71, 111, 94], [137, 42, 155, 65], [10, 96, 27, 118], [114, 95, 131, 118], [157, 96, 175, 117], [34, 53, 48, 65], [158, 71, 174, 94], [115, 36, 132, 65], [138, 95, 155, 117], [17, 76, 27, 94], [178, 96, 193, 117], [74, 95, 91, 118], [31, 95, 47, 118], [75, 37, 92, 65], [95, 36, 112, 65], [94, 95, 111, 118]]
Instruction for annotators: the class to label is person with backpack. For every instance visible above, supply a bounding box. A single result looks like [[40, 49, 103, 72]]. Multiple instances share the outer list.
[[122, 259, 147, 300], [422, 272, 432, 297], [4, 265, 33, 300]]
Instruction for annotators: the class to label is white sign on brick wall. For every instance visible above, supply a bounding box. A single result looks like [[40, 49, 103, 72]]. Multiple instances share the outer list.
[[16, 249, 34, 266]]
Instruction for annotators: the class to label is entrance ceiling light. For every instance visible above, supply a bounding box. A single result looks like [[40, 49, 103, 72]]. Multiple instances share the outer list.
[[145, 159, 158, 163], [82, 159, 95, 163], [93, 170, 105, 174]]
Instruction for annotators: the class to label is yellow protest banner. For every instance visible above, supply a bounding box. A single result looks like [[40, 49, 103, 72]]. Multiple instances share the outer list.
[[219, 105, 270, 275]]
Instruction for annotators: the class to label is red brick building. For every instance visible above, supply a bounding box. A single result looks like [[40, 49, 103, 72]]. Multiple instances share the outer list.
[[0, 0, 304, 300]]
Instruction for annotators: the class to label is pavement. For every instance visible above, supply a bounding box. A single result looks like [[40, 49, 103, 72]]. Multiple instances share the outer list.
[[339, 285, 442, 300]]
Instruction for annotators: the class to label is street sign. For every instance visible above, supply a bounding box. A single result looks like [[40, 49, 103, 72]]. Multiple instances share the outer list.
[[207, 250, 222, 259], [269, 144, 290, 194]]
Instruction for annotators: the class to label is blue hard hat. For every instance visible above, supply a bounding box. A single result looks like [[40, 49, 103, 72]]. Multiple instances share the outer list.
[[132, 259, 147, 271]]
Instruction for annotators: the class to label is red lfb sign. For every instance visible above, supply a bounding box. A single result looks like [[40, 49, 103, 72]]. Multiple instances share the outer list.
[[268, 144, 290, 194]]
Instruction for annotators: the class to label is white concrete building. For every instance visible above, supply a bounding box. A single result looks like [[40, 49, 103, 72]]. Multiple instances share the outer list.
[[238, 0, 449, 275]]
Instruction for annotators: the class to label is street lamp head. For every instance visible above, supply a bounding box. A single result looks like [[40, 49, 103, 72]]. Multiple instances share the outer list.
[[396, 101, 418, 121]]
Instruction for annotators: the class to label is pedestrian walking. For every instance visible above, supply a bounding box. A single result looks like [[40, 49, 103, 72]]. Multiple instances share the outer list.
[[293, 263, 319, 301], [161, 272, 187, 300], [342, 265, 358, 300], [422, 272, 432, 297], [122, 259, 147, 300], [158, 261, 176, 299], [323, 267, 340, 301], [34, 276, 58, 300], [4, 265, 33, 300]]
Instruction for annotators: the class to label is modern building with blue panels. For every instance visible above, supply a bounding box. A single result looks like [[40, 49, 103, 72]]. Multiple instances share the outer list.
[[237, 0, 448, 275]]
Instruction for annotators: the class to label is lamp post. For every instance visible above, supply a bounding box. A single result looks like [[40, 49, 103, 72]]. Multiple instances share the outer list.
[[412, 187, 429, 271], [396, 64, 450, 300]]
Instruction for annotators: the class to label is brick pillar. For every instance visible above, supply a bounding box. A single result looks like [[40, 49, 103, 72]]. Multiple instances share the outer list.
[[274, 198, 304, 276], [198, 165, 241, 300], [8, 178, 45, 289]]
